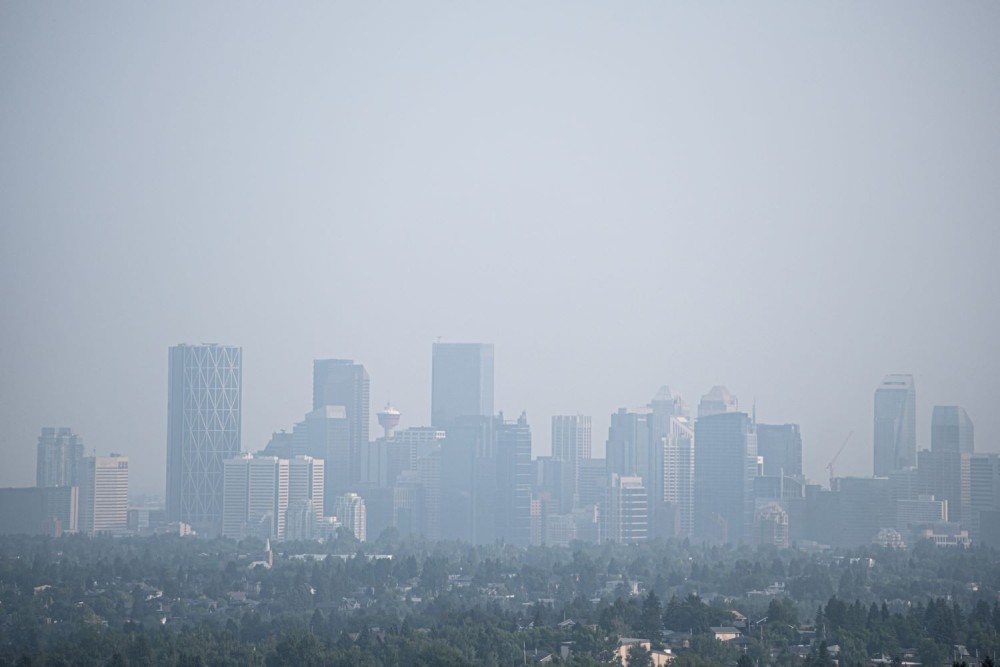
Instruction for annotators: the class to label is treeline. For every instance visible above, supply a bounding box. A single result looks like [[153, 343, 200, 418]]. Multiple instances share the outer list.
[[2, 533, 1000, 666]]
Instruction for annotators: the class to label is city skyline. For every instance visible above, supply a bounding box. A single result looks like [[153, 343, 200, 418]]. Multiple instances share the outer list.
[[6, 341, 997, 497]]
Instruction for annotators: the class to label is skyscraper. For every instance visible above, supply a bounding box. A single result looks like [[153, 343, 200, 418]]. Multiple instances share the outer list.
[[551, 415, 592, 512], [663, 416, 695, 538], [496, 412, 533, 546], [694, 402, 757, 544], [166, 344, 242, 535], [873, 374, 916, 476], [756, 424, 803, 478], [931, 406, 974, 454], [431, 343, 494, 429], [78, 455, 129, 536], [697, 386, 738, 419], [292, 406, 350, 509], [222, 454, 289, 541], [312, 359, 370, 485], [36, 427, 84, 488]]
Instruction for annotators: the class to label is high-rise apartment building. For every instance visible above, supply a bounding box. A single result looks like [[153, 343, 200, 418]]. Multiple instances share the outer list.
[[78, 455, 129, 536], [312, 359, 370, 485], [663, 416, 695, 538], [36, 427, 84, 488], [873, 374, 916, 476], [694, 403, 757, 544], [287, 454, 325, 537], [166, 344, 242, 535], [431, 343, 494, 429], [334, 492, 367, 542], [931, 406, 974, 454], [756, 424, 803, 478], [551, 415, 592, 512]]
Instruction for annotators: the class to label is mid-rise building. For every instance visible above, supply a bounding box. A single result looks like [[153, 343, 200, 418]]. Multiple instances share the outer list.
[[755, 503, 789, 548], [166, 344, 242, 535], [36, 427, 84, 488], [312, 359, 370, 486], [78, 455, 129, 536], [970, 453, 1000, 545], [602, 474, 648, 544], [918, 449, 971, 526], [0, 486, 78, 535], [756, 424, 803, 478], [873, 374, 916, 476], [833, 476, 893, 547]]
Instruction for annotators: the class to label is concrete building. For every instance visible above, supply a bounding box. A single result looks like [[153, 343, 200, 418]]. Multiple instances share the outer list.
[[78, 455, 129, 536], [166, 344, 242, 535], [36, 427, 84, 488], [873, 374, 916, 476]]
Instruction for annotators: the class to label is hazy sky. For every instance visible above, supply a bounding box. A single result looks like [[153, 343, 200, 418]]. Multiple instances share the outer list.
[[2, 3, 998, 496]]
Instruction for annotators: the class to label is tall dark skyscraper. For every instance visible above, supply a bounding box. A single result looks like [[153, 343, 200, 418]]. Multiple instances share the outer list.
[[931, 405, 974, 454], [431, 343, 494, 429], [873, 374, 916, 476], [312, 359, 370, 485], [36, 427, 84, 488], [166, 344, 242, 535], [693, 398, 757, 544]]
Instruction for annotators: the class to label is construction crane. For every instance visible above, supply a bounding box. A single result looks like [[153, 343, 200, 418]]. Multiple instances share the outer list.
[[826, 431, 853, 488]]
